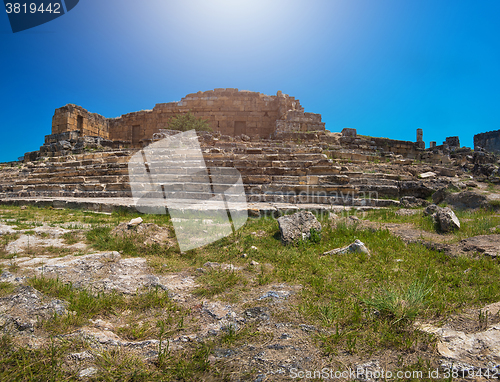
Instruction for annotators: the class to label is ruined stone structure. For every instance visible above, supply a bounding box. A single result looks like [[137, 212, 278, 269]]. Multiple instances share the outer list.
[[52, 105, 109, 138], [416, 128, 425, 149], [416, 129, 423, 143], [474, 130, 500, 154], [50, 89, 325, 146], [341, 128, 357, 137], [3, 88, 491, 213]]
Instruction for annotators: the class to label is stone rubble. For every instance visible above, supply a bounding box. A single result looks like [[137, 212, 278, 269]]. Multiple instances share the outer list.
[[277, 211, 322, 245], [433, 207, 461, 233]]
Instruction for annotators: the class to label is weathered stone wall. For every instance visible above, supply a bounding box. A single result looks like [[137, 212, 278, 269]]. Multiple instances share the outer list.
[[445, 136, 460, 148], [52, 104, 109, 138], [369, 137, 422, 157], [474, 130, 500, 153], [52, 89, 325, 144]]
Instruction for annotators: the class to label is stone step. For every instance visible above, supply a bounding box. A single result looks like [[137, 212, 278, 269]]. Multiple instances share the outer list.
[[2, 169, 352, 189], [0, 196, 399, 214], [253, 184, 357, 195], [342, 172, 413, 181], [26, 162, 341, 177], [327, 151, 378, 161], [12, 175, 127, 186], [204, 152, 329, 161], [356, 184, 400, 198], [2, 178, 356, 196], [242, 174, 349, 185], [349, 178, 399, 186], [210, 145, 324, 155], [42, 151, 132, 161], [0, 181, 358, 199]]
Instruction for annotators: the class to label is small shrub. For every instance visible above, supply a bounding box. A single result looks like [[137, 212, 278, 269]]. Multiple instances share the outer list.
[[167, 111, 212, 132]]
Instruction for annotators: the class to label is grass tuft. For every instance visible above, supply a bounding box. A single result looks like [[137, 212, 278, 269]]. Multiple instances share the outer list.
[[361, 279, 433, 324]]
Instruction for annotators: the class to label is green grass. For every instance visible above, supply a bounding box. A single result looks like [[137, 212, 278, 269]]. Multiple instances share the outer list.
[[2, 204, 500, 380], [0, 281, 15, 297], [27, 276, 186, 337], [61, 231, 80, 245], [85, 225, 178, 259], [194, 268, 247, 298], [365, 206, 500, 240], [0, 336, 80, 381], [28, 276, 125, 331], [193, 215, 500, 355], [361, 278, 433, 324]]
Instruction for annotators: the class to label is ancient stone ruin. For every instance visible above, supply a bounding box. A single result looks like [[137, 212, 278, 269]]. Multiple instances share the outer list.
[[0, 88, 498, 215], [50, 89, 325, 146], [1, 89, 500, 380], [474, 129, 500, 154]]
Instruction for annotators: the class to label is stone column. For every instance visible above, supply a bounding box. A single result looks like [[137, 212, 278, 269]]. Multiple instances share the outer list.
[[416, 128, 425, 149], [416, 128, 423, 142]]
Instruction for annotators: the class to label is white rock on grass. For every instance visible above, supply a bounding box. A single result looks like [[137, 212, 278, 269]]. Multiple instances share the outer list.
[[434, 207, 460, 232], [322, 239, 370, 256], [78, 367, 97, 378], [127, 217, 143, 228]]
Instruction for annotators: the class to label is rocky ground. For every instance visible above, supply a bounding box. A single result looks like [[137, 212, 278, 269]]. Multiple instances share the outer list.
[[1, 186, 500, 381]]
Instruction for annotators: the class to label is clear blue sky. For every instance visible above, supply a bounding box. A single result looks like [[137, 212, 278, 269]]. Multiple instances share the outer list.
[[1, 0, 499, 162]]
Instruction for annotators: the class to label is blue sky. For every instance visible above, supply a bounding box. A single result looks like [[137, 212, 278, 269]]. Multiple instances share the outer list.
[[1, 0, 499, 162]]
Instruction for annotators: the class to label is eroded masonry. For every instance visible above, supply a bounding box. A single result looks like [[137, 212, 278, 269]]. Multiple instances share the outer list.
[[51, 89, 325, 145], [474, 129, 500, 154], [1, 88, 497, 214]]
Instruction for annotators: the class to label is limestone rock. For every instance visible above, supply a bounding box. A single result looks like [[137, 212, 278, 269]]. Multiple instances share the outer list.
[[445, 191, 488, 210], [111, 222, 172, 246], [395, 208, 419, 216], [0, 253, 196, 295], [434, 207, 460, 233], [355, 360, 383, 382], [419, 171, 437, 179], [432, 187, 449, 204], [57, 140, 73, 151], [0, 224, 16, 236], [79, 367, 97, 378], [400, 196, 428, 208], [460, 234, 500, 257], [322, 239, 370, 256], [127, 217, 143, 228], [399, 181, 435, 198], [277, 211, 322, 245], [0, 286, 68, 335], [423, 204, 439, 216], [419, 321, 500, 372]]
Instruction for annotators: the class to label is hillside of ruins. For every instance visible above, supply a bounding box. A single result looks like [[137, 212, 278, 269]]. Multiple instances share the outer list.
[[1, 89, 500, 380], [0, 88, 498, 212]]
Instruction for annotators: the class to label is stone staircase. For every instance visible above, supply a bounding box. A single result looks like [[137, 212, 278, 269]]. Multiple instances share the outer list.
[[0, 151, 132, 198], [0, 139, 442, 209]]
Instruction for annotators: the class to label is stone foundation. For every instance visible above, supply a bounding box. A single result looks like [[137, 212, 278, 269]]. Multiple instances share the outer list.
[[474, 130, 500, 153], [51, 89, 325, 145]]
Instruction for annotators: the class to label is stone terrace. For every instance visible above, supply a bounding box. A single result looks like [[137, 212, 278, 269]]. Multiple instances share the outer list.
[[0, 132, 466, 214]]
